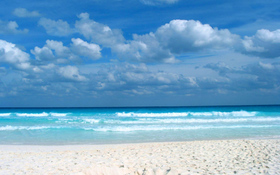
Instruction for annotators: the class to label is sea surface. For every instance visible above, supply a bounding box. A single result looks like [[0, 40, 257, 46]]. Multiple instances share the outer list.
[[0, 105, 280, 145]]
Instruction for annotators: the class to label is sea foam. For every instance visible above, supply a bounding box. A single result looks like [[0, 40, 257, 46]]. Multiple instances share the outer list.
[[116, 111, 258, 118], [85, 124, 275, 132], [0, 113, 11, 116], [0, 125, 55, 130], [50, 113, 68, 117], [16, 112, 49, 117]]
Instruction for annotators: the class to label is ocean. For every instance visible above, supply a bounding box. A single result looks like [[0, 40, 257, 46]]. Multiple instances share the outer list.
[[0, 105, 280, 145]]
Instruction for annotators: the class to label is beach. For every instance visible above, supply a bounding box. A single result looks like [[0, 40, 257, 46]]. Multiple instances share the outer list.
[[1, 106, 280, 174], [1, 139, 279, 175]]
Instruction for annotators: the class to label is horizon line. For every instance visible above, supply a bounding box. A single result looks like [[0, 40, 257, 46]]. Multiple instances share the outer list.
[[0, 104, 279, 109]]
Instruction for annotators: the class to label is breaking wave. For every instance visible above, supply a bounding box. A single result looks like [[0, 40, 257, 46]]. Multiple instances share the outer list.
[[16, 112, 49, 117], [116, 111, 258, 117], [85, 125, 275, 132], [104, 117, 280, 124], [0, 125, 60, 131], [0, 113, 11, 116]]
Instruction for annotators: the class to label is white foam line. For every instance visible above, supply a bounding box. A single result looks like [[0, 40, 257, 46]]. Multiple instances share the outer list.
[[116, 111, 258, 117], [50, 113, 68, 117], [16, 112, 49, 117], [85, 125, 277, 132], [105, 117, 280, 124], [83, 119, 100, 123], [0, 113, 11, 116], [0, 125, 61, 131]]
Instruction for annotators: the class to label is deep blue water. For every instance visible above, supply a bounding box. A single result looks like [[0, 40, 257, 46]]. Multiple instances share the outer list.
[[0, 105, 280, 145]]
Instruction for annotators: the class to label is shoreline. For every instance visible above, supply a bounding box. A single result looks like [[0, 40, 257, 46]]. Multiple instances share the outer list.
[[1, 139, 280, 174], [0, 135, 279, 148]]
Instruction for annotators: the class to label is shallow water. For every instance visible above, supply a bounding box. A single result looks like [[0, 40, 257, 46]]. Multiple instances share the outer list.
[[0, 105, 280, 145]]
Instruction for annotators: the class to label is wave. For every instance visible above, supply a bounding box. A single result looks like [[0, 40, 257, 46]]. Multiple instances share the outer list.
[[0, 125, 58, 131], [85, 125, 275, 132], [53, 117, 280, 125], [16, 112, 49, 117], [83, 119, 100, 124], [0, 121, 277, 132], [116, 110, 258, 117], [117, 112, 189, 117], [190, 111, 257, 117], [0, 113, 11, 116], [15, 112, 69, 117], [105, 117, 280, 124], [50, 113, 68, 117]]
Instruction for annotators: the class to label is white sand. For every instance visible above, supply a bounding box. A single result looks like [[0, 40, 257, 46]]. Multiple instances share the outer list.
[[0, 139, 279, 175]]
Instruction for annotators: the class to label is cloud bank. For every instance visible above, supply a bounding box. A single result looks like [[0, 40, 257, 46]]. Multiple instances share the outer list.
[[1, 10, 280, 106], [37, 13, 280, 62]]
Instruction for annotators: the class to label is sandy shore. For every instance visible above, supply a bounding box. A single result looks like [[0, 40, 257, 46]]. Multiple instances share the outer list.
[[0, 139, 279, 175]]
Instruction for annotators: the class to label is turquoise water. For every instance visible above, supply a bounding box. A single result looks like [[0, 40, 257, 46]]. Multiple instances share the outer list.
[[0, 105, 280, 145]]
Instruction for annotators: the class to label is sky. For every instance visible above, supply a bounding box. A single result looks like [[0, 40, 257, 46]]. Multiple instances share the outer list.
[[1, 0, 280, 107]]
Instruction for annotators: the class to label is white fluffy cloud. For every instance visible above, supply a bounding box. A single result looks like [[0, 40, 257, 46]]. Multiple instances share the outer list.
[[241, 29, 280, 58], [31, 46, 55, 61], [31, 39, 102, 63], [112, 20, 239, 63], [75, 13, 176, 62], [155, 20, 239, 54], [0, 20, 28, 34], [35, 14, 280, 63], [58, 65, 87, 81], [75, 13, 125, 47], [71, 38, 101, 60], [13, 8, 40, 18], [45, 40, 71, 58], [31, 40, 70, 63], [0, 39, 31, 70], [113, 34, 176, 63], [74, 15, 242, 63], [37, 14, 280, 61], [38, 18, 74, 36]]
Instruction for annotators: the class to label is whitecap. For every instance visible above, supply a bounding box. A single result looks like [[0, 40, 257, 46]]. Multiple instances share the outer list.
[[16, 112, 49, 117], [0, 113, 11, 116], [50, 113, 68, 117]]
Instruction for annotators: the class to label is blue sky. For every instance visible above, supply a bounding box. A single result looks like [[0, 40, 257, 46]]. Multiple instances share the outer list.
[[1, 0, 280, 107]]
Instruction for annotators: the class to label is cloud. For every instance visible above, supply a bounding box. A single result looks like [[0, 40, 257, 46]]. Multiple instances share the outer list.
[[240, 29, 280, 58], [112, 20, 239, 63], [31, 39, 102, 63], [36, 14, 280, 63], [0, 39, 31, 70], [45, 40, 71, 58], [204, 62, 236, 76], [74, 14, 241, 63], [31, 46, 55, 61], [113, 33, 176, 63], [31, 40, 70, 63], [13, 8, 40, 18], [71, 38, 101, 60], [57, 65, 87, 82], [155, 20, 240, 54], [75, 13, 125, 47], [140, 0, 179, 6], [38, 18, 74, 36], [0, 20, 28, 34], [204, 61, 280, 91], [92, 62, 198, 94]]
